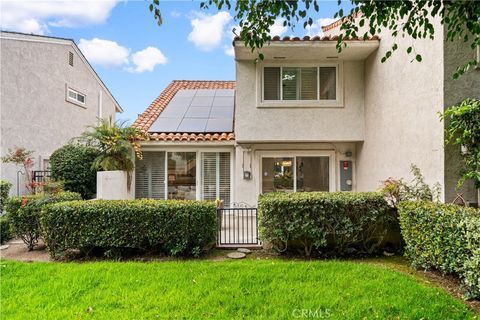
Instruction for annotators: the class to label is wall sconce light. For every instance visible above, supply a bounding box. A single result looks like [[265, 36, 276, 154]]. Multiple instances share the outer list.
[[345, 151, 353, 158]]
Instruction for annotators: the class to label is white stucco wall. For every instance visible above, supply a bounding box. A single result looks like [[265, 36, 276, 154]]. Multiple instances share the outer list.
[[0, 34, 119, 195], [324, 19, 446, 196], [234, 59, 365, 142]]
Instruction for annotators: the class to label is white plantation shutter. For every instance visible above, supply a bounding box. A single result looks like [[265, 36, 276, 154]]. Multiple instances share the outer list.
[[300, 68, 317, 100], [219, 152, 231, 205], [263, 67, 280, 100], [135, 151, 166, 199], [201, 152, 231, 205]]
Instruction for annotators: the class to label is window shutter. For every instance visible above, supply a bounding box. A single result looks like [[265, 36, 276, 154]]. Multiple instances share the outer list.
[[300, 67, 317, 100], [135, 151, 165, 199], [219, 152, 231, 205], [282, 67, 298, 100], [263, 67, 280, 100], [201, 153, 217, 201], [201, 152, 231, 205]]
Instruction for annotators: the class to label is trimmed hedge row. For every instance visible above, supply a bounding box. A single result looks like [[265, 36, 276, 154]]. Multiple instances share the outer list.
[[258, 192, 398, 256], [5, 192, 82, 250], [0, 216, 13, 244], [41, 200, 217, 257], [398, 201, 480, 299]]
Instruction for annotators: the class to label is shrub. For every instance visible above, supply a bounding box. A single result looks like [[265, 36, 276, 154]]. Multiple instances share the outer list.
[[398, 201, 480, 299], [5, 192, 82, 250], [41, 200, 216, 258], [0, 216, 13, 244], [258, 192, 398, 256], [0, 179, 12, 213], [50, 144, 100, 199]]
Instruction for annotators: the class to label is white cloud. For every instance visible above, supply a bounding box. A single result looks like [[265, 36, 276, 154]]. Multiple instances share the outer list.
[[187, 11, 232, 51], [269, 18, 288, 37], [78, 38, 167, 73], [0, 0, 118, 34], [224, 45, 234, 57], [79, 38, 130, 68], [129, 46, 167, 73], [170, 11, 181, 18], [305, 18, 337, 37]]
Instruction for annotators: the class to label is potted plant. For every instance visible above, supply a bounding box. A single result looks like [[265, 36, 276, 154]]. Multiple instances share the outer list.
[[82, 118, 144, 200]]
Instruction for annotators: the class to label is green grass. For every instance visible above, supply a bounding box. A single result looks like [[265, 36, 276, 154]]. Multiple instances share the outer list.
[[1, 259, 475, 319]]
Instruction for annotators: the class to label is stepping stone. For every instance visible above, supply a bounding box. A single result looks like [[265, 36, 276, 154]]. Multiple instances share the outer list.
[[227, 252, 246, 259], [0, 245, 9, 250], [237, 248, 252, 254]]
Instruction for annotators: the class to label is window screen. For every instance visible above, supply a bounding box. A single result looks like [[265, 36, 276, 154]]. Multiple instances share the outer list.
[[320, 67, 336, 100]]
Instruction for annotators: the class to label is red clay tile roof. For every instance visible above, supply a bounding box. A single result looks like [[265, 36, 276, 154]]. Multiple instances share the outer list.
[[321, 12, 362, 32], [233, 34, 378, 44], [132, 80, 236, 142]]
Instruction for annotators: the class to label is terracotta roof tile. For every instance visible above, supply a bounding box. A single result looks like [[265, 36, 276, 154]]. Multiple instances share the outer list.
[[132, 80, 236, 142], [233, 34, 379, 44], [321, 12, 362, 32]]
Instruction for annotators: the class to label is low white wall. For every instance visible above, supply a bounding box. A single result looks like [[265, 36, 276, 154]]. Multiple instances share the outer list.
[[97, 171, 133, 200]]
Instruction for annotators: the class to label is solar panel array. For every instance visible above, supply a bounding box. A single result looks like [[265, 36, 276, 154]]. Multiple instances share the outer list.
[[149, 89, 235, 133]]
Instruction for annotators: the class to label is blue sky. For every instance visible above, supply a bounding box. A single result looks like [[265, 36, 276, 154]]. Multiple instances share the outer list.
[[1, 0, 350, 123]]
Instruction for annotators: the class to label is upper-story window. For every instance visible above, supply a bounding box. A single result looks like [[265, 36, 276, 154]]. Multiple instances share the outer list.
[[263, 66, 337, 102], [66, 87, 86, 105]]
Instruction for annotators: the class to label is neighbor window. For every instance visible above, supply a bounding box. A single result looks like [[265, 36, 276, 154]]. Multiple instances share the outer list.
[[262, 156, 330, 193], [263, 66, 337, 101], [67, 87, 86, 105]]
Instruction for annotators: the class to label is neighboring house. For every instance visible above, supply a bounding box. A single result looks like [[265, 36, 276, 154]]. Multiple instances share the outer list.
[[0, 31, 122, 195], [133, 17, 479, 207]]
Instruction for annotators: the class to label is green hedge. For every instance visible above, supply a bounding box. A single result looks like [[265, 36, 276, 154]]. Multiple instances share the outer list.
[[41, 200, 217, 258], [0, 179, 12, 213], [398, 201, 480, 299], [258, 192, 398, 256], [5, 192, 82, 250], [50, 144, 100, 199], [0, 216, 13, 244]]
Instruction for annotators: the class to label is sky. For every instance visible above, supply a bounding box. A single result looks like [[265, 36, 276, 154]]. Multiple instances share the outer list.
[[0, 0, 350, 123]]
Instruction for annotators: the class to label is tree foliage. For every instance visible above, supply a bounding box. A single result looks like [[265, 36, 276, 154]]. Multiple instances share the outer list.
[[149, 0, 480, 77], [441, 98, 480, 189]]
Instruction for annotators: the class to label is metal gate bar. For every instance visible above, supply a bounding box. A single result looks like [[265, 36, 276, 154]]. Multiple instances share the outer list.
[[217, 207, 259, 246]]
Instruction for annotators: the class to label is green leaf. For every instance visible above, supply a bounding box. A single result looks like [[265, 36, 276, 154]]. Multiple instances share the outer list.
[[415, 54, 422, 62]]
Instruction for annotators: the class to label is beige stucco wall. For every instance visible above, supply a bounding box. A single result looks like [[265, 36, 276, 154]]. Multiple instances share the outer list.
[[0, 34, 118, 195], [443, 32, 480, 204], [234, 59, 365, 142], [233, 142, 356, 206], [326, 19, 446, 197]]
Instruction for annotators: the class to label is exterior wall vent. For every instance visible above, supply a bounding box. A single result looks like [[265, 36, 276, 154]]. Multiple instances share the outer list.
[[69, 51, 74, 67]]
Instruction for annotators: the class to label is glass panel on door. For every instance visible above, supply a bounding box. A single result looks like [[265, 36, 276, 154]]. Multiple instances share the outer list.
[[167, 152, 196, 200], [296, 157, 329, 192], [262, 157, 294, 193]]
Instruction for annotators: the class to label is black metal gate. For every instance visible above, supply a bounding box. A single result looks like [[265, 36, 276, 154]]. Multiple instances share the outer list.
[[217, 207, 259, 246]]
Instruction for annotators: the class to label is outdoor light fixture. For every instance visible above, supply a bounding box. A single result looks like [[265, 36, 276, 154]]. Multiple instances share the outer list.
[[345, 151, 353, 157]]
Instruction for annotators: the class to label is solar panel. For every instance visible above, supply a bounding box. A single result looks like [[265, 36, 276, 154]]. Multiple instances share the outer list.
[[148, 89, 234, 133]]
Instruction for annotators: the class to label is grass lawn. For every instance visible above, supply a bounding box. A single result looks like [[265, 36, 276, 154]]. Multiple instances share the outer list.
[[1, 258, 476, 319]]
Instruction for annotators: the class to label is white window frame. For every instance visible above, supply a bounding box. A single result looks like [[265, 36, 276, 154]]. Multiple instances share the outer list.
[[135, 148, 234, 203], [66, 86, 86, 107], [258, 150, 336, 193], [257, 62, 343, 108]]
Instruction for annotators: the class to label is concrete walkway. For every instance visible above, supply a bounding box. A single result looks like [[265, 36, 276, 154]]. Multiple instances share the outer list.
[[0, 238, 51, 262]]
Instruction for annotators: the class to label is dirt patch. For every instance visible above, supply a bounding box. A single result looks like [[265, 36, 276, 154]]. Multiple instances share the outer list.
[[0, 238, 51, 262]]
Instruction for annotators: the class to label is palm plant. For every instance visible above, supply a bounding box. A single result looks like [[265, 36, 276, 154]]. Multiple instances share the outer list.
[[82, 118, 145, 189]]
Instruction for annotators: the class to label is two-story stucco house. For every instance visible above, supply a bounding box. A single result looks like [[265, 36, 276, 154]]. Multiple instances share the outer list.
[[0, 31, 122, 195], [132, 17, 479, 211]]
